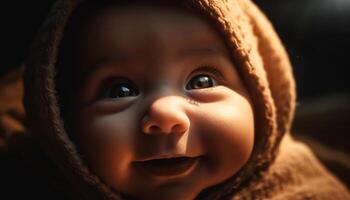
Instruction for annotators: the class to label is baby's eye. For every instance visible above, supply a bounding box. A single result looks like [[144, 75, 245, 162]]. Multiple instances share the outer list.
[[103, 83, 139, 98], [186, 75, 218, 90]]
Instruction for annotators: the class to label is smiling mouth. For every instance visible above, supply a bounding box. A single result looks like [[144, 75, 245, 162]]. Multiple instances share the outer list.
[[134, 156, 200, 178]]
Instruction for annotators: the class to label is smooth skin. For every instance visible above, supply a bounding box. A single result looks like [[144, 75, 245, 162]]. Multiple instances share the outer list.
[[73, 4, 254, 200]]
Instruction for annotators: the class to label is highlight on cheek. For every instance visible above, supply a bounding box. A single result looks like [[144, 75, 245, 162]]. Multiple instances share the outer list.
[[186, 86, 236, 104], [185, 98, 201, 106], [64, 3, 259, 200]]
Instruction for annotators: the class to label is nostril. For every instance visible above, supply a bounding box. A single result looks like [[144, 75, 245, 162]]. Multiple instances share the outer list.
[[172, 124, 186, 133], [149, 125, 161, 133], [146, 124, 186, 134]]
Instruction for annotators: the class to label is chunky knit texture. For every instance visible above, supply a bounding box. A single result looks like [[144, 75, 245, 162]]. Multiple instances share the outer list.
[[0, 0, 348, 199]]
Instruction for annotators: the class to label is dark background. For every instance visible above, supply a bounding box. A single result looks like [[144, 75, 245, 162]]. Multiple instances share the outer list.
[[1, 0, 349, 100], [0, 0, 349, 186]]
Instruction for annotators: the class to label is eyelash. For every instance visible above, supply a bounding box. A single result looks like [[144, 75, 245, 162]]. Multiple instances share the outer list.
[[188, 66, 225, 84], [97, 77, 137, 98], [95, 66, 224, 99]]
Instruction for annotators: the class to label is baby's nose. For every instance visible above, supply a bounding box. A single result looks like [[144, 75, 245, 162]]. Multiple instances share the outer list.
[[141, 96, 190, 135]]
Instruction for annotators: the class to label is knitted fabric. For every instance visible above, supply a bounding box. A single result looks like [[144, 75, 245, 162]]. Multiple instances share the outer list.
[[0, 0, 343, 199]]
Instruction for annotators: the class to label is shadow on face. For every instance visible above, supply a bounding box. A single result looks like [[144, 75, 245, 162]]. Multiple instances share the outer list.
[[57, 2, 255, 200]]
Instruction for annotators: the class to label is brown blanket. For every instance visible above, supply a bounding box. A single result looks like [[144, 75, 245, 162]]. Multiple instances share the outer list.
[[1, 0, 349, 199]]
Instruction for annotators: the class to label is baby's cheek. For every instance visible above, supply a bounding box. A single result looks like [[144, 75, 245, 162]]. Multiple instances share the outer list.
[[188, 86, 231, 103], [75, 111, 138, 186], [77, 112, 134, 144], [192, 94, 254, 177]]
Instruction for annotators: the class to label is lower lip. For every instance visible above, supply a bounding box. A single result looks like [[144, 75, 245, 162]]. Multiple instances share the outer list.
[[135, 157, 200, 178]]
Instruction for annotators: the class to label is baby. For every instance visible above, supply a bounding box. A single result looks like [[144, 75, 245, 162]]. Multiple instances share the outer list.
[[67, 2, 254, 200], [18, 0, 350, 199]]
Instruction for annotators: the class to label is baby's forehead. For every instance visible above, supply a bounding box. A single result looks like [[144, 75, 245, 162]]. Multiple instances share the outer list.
[[72, 3, 230, 72], [70, 1, 189, 30]]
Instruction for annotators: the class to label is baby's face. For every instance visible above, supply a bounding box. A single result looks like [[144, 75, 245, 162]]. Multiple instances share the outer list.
[[73, 4, 254, 200]]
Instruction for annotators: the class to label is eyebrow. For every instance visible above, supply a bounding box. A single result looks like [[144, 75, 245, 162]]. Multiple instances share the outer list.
[[178, 46, 229, 60], [80, 46, 229, 82], [80, 55, 125, 83]]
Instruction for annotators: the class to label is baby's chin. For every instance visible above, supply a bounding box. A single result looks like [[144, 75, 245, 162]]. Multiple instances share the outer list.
[[122, 182, 202, 200], [107, 161, 207, 200]]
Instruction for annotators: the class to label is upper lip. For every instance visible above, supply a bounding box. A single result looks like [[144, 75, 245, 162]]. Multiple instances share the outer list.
[[136, 154, 200, 162]]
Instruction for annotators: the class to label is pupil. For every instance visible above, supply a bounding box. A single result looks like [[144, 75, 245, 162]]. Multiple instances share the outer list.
[[118, 86, 131, 97], [188, 75, 213, 89], [109, 84, 136, 98], [197, 76, 211, 88]]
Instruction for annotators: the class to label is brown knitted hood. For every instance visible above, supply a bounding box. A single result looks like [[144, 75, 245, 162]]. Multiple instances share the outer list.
[[23, 0, 296, 199]]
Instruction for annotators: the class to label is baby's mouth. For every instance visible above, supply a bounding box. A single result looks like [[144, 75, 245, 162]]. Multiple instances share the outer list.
[[134, 156, 200, 178]]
